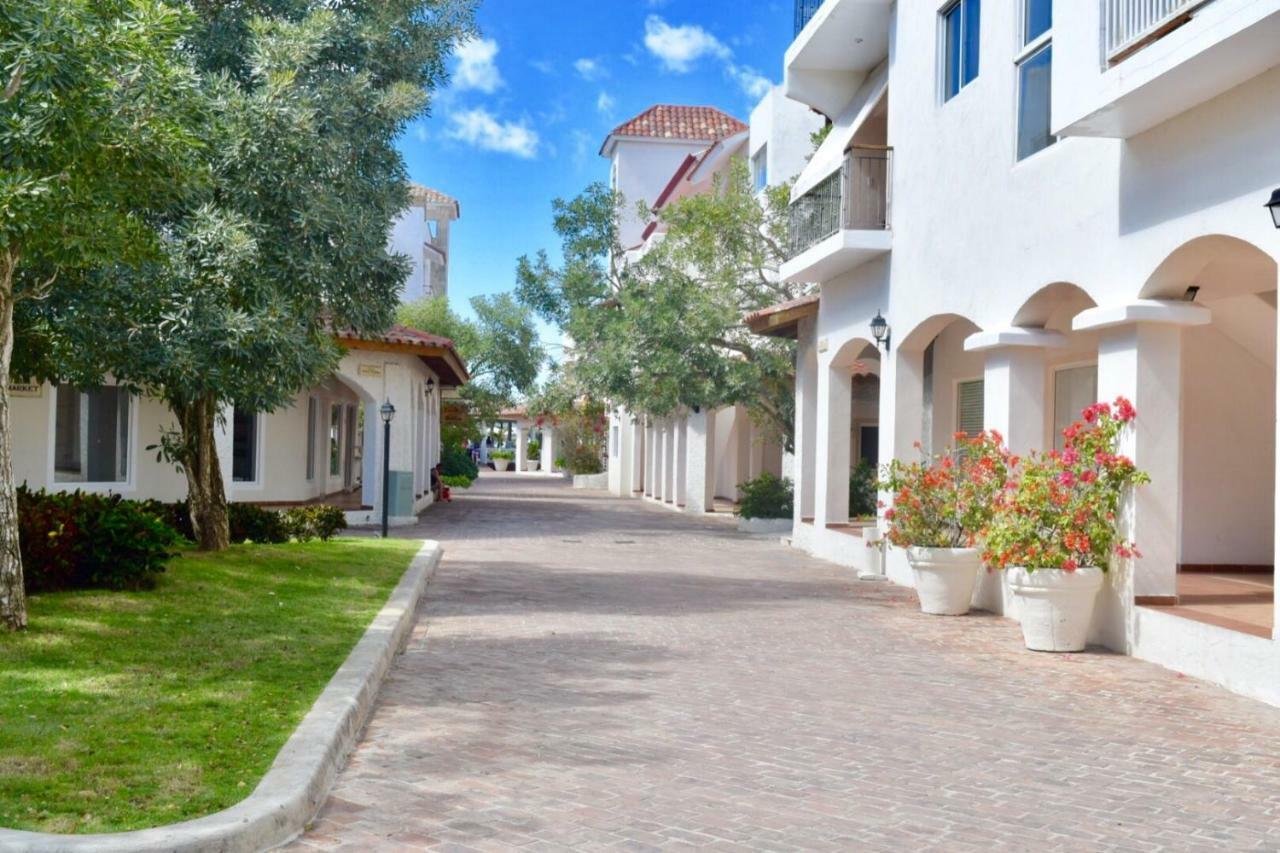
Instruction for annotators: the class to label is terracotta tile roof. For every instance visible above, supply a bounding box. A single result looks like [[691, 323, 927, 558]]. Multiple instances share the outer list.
[[608, 105, 747, 144], [744, 294, 820, 339], [334, 324, 469, 386], [408, 183, 460, 215]]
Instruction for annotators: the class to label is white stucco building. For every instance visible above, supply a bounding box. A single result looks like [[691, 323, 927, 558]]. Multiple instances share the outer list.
[[599, 98, 823, 513], [391, 184, 460, 302], [765, 0, 1280, 705]]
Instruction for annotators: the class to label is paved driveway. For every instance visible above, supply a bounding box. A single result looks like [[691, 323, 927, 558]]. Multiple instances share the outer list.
[[288, 473, 1280, 852]]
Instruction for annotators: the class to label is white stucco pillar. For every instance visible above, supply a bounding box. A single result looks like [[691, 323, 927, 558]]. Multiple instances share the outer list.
[[643, 419, 655, 497], [733, 407, 752, 501], [674, 416, 688, 507], [1076, 300, 1208, 651], [968, 329, 1067, 456], [515, 426, 528, 473], [684, 408, 716, 513], [794, 318, 819, 525], [814, 363, 853, 527], [540, 426, 556, 474], [629, 416, 646, 496], [660, 419, 676, 504]]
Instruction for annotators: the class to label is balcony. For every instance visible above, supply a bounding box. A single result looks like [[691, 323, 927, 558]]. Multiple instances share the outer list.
[[1056, 0, 1280, 138], [1103, 0, 1212, 63], [781, 148, 892, 284], [785, 0, 892, 118]]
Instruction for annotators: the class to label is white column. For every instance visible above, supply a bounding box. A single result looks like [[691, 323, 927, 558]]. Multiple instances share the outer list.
[[733, 407, 751, 500], [685, 408, 716, 513], [814, 364, 852, 526], [1075, 301, 1206, 651], [541, 426, 556, 473], [794, 318, 819, 524], [674, 416, 688, 507], [629, 416, 646, 496], [515, 426, 528, 473], [643, 418, 656, 497], [660, 420, 675, 504]]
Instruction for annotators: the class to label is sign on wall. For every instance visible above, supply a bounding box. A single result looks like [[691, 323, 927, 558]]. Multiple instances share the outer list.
[[7, 383, 42, 398], [357, 363, 384, 378]]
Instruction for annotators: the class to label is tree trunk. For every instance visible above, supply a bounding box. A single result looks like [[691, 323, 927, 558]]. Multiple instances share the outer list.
[[178, 394, 230, 551], [0, 250, 27, 629]]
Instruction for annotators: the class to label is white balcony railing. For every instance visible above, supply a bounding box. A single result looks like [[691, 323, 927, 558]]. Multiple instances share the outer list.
[[1102, 0, 1212, 63]]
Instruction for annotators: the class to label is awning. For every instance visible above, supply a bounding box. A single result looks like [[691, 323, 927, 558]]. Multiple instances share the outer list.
[[744, 293, 820, 339]]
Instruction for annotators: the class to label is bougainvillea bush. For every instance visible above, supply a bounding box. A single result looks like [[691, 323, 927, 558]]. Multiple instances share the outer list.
[[880, 431, 1014, 549], [983, 398, 1149, 573]]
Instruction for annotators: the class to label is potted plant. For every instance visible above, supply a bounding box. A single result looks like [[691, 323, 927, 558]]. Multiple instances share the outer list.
[[527, 439, 541, 471], [983, 398, 1148, 652], [491, 449, 514, 471], [735, 473, 793, 534], [880, 431, 1013, 615]]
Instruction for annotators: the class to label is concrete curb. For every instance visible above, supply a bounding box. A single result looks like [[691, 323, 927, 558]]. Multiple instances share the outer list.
[[0, 540, 444, 853]]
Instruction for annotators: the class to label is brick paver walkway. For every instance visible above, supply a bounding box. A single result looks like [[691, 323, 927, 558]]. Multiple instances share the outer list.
[[289, 473, 1280, 852]]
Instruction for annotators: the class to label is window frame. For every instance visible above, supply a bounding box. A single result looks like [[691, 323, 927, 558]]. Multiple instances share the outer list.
[[46, 383, 138, 492], [329, 403, 343, 478], [305, 396, 318, 481], [231, 407, 264, 488], [1051, 361, 1098, 450], [751, 145, 768, 192], [939, 0, 981, 103], [954, 377, 986, 438], [1014, 5, 1056, 162]]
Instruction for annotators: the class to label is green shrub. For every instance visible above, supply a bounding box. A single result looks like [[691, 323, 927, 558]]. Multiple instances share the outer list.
[[441, 474, 472, 489], [527, 439, 541, 460], [228, 503, 289, 544], [554, 455, 566, 471], [563, 444, 603, 475], [490, 450, 514, 460], [17, 486, 179, 593], [440, 443, 478, 482], [735, 473, 794, 520], [849, 460, 878, 519], [280, 505, 348, 541]]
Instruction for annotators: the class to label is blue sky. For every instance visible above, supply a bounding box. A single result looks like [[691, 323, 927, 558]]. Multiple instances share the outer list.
[[397, 0, 795, 348]]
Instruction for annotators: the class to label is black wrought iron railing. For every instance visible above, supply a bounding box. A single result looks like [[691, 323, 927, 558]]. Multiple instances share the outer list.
[[787, 148, 891, 258], [795, 0, 825, 36]]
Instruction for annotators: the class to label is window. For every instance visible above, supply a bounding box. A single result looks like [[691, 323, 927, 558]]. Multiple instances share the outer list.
[[751, 146, 768, 192], [942, 0, 980, 101], [956, 379, 985, 437], [858, 426, 880, 467], [1016, 1, 1055, 160], [54, 385, 130, 483], [1023, 0, 1051, 44], [1053, 365, 1097, 450], [329, 404, 342, 477], [232, 408, 259, 483], [306, 397, 318, 481]]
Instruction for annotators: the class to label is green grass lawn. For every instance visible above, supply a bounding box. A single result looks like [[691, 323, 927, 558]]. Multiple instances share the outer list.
[[0, 537, 423, 834]]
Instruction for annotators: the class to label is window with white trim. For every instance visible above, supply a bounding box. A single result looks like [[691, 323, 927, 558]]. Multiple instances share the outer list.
[[54, 385, 131, 484], [956, 379, 985, 437], [232, 408, 259, 483], [306, 397, 318, 481], [941, 0, 980, 101], [1016, 0, 1055, 161], [751, 146, 768, 192], [1053, 365, 1097, 450], [329, 404, 342, 477]]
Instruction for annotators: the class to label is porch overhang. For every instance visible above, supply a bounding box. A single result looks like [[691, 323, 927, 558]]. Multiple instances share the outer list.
[[335, 324, 470, 388], [1072, 299, 1211, 332], [745, 294, 820, 339]]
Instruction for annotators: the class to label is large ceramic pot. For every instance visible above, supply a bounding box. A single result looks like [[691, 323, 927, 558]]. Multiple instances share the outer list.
[[906, 547, 982, 616], [1006, 567, 1104, 652]]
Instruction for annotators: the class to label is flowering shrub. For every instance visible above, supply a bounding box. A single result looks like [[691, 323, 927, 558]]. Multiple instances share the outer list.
[[983, 398, 1149, 573], [880, 431, 1014, 549]]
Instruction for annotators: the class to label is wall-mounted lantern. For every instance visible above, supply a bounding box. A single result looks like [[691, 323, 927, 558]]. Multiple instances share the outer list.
[[1267, 188, 1280, 229], [870, 311, 892, 353]]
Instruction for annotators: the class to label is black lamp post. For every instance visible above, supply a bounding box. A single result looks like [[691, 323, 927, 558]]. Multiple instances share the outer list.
[[871, 311, 892, 352], [380, 400, 395, 538], [1267, 188, 1280, 229]]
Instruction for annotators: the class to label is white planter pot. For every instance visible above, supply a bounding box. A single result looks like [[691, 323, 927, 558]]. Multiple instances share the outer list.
[[906, 547, 982, 615], [528, 460, 540, 471], [1006, 567, 1105, 652]]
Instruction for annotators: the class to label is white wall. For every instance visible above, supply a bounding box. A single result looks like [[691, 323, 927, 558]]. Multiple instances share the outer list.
[[611, 139, 707, 249], [750, 85, 826, 188]]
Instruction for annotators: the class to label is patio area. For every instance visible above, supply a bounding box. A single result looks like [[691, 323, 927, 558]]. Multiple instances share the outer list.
[[1142, 571, 1275, 639]]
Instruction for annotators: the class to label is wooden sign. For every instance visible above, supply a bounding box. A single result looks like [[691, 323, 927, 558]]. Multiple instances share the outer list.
[[357, 363, 384, 378], [442, 401, 470, 426], [7, 383, 42, 398]]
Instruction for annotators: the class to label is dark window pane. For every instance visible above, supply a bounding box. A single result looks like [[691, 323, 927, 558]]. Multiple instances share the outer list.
[[962, 0, 981, 85], [1017, 44, 1054, 160], [54, 385, 129, 483], [943, 4, 962, 99], [233, 408, 257, 482], [1024, 0, 1052, 43]]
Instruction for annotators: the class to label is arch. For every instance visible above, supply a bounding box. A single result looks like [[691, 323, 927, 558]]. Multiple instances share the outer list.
[[1139, 234, 1278, 301], [1011, 282, 1099, 331], [829, 336, 880, 374], [898, 312, 982, 354]]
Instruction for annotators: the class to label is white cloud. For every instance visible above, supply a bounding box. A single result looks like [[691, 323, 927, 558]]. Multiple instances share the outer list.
[[529, 59, 555, 75], [453, 37, 503, 93], [596, 91, 617, 117], [727, 63, 773, 100], [412, 124, 429, 143], [574, 58, 606, 81], [447, 108, 539, 159], [643, 16, 730, 73]]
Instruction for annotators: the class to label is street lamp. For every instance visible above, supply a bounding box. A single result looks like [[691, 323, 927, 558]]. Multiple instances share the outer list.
[[870, 311, 892, 352], [1267, 188, 1280, 229], [380, 400, 395, 538]]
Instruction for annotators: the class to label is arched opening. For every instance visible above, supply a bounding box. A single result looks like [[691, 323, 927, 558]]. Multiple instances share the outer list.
[[896, 314, 983, 458], [1013, 282, 1102, 451], [818, 336, 880, 527], [1148, 236, 1277, 637]]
